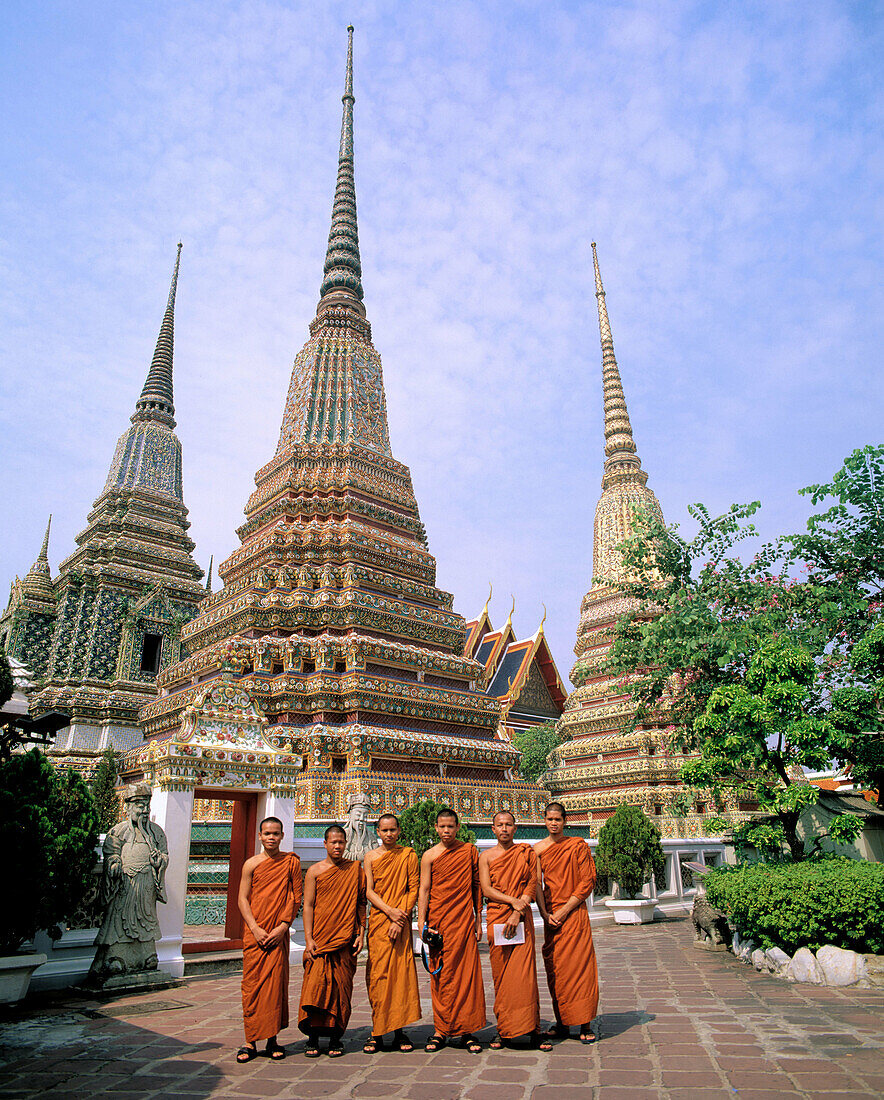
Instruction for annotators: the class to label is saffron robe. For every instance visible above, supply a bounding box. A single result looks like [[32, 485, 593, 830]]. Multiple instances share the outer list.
[[427, 842, 486, 1036], [241, 852, 302, 1043], [366, 845, 422, 1035], [538, 836, 599, 1026], [486, 844, 541, 1039], [298, 859, 366, 1035]]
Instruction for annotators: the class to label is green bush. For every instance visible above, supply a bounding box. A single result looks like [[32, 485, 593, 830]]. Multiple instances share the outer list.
[[705, 857, 884, 955], [512, 720, 562, 781], [0, 749, 99, 953], [90, 747, 121, 833], [595, 803, 666, 899], [398, 798, 476, 861]]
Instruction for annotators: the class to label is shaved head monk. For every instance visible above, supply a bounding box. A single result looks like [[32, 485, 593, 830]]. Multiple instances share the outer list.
[[299, 824, 367, 1057], [417, 807, 486, 1053], [237, 816, 302, 1062], [479, 811, 550, 1052], [535, 802, 599, 1044], [363, 813, 421, 1053]]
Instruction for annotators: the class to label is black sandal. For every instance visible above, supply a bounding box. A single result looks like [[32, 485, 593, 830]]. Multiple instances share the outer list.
[[425, 1034, 446, 1052], [531, 1032, 553, 1052], [266, 1037, 286, 1060], [579, 1028, 597, 1045], [327, 1042, 345, 1058], [461, 1035, 482, 1054], [489, 1034, 505, 1050], [236, 1044, 258, 1063], [304, 1044, 321, 1058], [395, 1031, 413, 1053], [363, 1036, 381, 1054]]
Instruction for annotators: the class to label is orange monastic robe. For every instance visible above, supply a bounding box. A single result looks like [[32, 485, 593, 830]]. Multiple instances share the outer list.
[[428, 842, 486, 1037], [486, 844, 541, 1039], [366, 846, 421, 1035], [241, 852, 302, 1043], [298, 859, 366, 1036], [538, 836, 599, 1026]]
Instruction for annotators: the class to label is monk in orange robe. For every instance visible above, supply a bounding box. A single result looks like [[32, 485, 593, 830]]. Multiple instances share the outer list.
[[299, 824, 366, 1057], [479, 811, 550, 1051], [237, 816, 302, 1062], [417, 807, 486, 1053], [364, 813, 421, 1052], [535, 802, 599, 1044]]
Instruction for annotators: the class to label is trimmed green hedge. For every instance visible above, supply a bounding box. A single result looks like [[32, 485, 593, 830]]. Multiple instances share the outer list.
[[705, 858, 884, 955]]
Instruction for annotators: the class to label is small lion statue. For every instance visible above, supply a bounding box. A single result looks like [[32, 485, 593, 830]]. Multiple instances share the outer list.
[[683, 861, 731, 948]]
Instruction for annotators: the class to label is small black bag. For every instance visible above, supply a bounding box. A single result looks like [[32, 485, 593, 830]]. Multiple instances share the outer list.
[[421, 924, 443, 975]]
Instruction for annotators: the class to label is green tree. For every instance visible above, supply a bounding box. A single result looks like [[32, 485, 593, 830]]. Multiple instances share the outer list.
[[607, 448, 883, 860], [595, 804, 665, 899], [0, 749, 99, 953], [90, 747, 120, 833], [398, 798, 476, 861], [512, 720, 563, 781]]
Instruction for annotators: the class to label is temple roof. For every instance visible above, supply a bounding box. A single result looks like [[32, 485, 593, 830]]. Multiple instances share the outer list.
[[464, 609, 567, 718]]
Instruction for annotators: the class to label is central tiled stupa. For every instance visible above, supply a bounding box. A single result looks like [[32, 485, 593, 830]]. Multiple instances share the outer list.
[[140, 29, 547, 826]]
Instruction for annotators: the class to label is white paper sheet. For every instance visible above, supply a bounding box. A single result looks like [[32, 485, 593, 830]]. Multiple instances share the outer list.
[[492, 922, 526, 946]]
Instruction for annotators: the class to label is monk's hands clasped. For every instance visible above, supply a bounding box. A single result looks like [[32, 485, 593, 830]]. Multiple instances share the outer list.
[[503, 912, 522, 939]]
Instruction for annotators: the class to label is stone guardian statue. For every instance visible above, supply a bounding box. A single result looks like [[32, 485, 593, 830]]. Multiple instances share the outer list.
[[343, 790, 378, 861], [88, 783, 170, 985]]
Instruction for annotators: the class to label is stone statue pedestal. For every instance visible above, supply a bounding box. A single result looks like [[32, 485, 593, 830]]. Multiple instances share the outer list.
[[83, 968, 183, 995]]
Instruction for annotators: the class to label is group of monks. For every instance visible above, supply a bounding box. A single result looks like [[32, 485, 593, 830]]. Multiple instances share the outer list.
[[235, 801, 599, 1061]]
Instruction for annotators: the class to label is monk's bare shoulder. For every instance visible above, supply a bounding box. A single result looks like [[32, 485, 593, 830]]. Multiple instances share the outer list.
[[364, 846, 386, 866], [479, 845, 503, 867], [533, 837, 553, 855], [242, 851, 267, 873], [421, 841, 446, 867]]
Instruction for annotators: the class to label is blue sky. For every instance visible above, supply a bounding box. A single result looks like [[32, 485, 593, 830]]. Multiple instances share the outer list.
[[1, 0, 882, 684]]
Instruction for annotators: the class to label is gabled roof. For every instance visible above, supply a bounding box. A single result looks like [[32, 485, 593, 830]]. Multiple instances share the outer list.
[[465, 609, 567, 719]]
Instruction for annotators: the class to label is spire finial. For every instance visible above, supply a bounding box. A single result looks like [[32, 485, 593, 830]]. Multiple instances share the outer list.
[[591, 242, 646, 491], [481, 582, 493, 618], [539, 603, 547, 632], [505, 595, 515, 628], [22, 514, 54, 601], [38, 514, 52, 562], [317, 26, 365, 315], [133, 242, 182, 428], [205, 555, 213, 593]]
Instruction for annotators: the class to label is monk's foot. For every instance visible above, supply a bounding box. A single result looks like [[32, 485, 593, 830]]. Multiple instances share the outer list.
[[579, 1024, 597, 1045], [530, 1031, 553, 1053], [489, 1034, 506, 1050], [424, 1034, 446, 1053], [304, 1043, 321, 1058], [394, 1030, 413, 1053], [236, 1044, 258, 1063], [265, 1037, 285, 1060], [460, 1035, 483, 1054], [363, 1036, 382, 1054], [327, 1042, 345, 1058], [542, 1024, 570, 1041]]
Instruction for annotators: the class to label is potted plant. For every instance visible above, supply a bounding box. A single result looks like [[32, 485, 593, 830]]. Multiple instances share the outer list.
[[0, 749, 99, 1001], [595, 804, 666, 925]]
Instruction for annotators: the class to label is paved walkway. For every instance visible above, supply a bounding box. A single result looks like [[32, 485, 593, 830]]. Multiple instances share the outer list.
[[1, 918, 881, 1100]]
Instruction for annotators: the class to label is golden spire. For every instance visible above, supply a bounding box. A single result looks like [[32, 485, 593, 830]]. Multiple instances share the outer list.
[[591, 242, 648, 492], [481, 582, 493, 619]]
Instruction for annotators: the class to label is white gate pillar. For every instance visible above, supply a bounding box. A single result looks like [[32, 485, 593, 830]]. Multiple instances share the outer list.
[[150, 786, 195, 979]]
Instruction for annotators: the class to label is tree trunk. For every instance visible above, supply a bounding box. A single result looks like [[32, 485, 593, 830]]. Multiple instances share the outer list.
[[780, 810, 805, 861]]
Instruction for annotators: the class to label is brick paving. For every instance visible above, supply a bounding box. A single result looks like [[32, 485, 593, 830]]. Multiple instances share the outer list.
[[1, 917, 881, 1099]]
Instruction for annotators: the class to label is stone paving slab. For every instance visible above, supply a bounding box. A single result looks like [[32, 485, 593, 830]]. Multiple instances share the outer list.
[[1, 918, 881, 1099]]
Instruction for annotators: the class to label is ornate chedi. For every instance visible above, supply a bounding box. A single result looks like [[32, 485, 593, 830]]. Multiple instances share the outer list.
[[544, 244, 719, 838], [12, 245, 207, 768], [0, 516, 57, 676], [136, 29, 548, 827]]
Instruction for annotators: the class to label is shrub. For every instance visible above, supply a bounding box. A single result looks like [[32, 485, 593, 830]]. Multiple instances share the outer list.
[[0, 749, 99, 953], [704, 857, 884, 955], [595, 803, 666, 899], [398, 798, 476, 861]]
